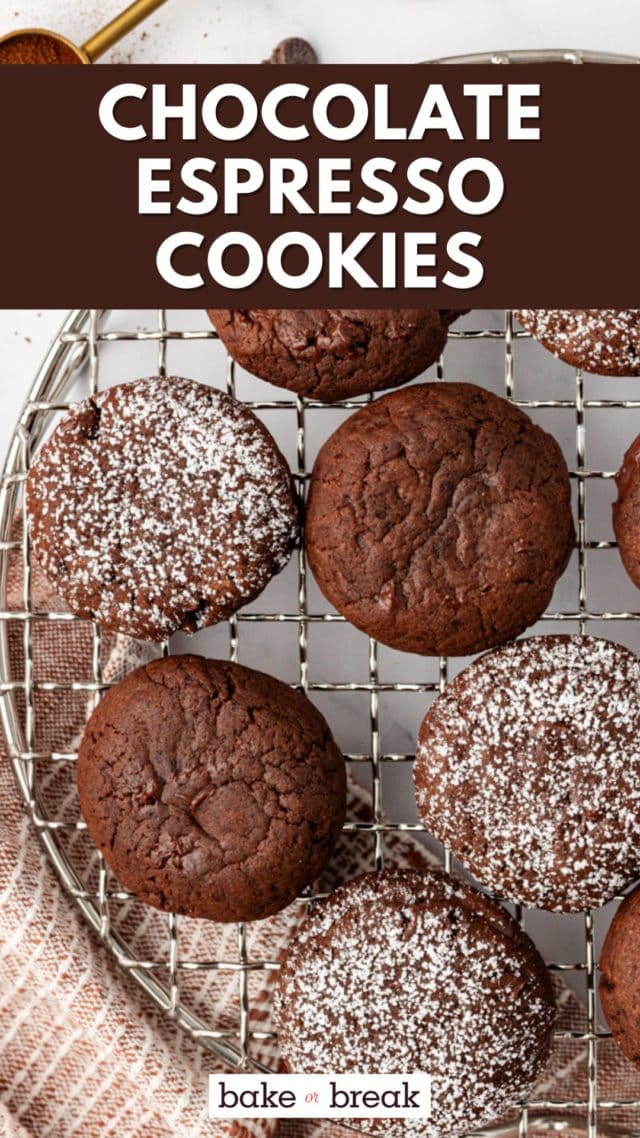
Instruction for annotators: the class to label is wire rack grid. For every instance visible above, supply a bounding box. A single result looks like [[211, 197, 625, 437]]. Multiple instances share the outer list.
[[1, 306, 640, 1138]]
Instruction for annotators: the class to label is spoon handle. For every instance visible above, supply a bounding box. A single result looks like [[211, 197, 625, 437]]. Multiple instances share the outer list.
[[82, 0, 167, 62]]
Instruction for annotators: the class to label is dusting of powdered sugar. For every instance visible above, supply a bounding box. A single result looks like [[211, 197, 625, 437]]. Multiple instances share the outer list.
[[26, 377, 298, 640], [415, 635, 640, 912], [516, 310, 640, 375], [274, 868, 555, 1138]]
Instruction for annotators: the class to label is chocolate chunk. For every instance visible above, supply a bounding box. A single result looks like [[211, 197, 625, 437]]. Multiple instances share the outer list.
[[265, 37, 318, 65]]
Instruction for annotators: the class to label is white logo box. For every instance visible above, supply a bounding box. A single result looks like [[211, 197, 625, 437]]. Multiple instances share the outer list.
[[209, 1073, 431, 1119]]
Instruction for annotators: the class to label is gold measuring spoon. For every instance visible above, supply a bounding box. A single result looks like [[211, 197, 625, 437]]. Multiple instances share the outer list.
[[0, 0, 167, 63]]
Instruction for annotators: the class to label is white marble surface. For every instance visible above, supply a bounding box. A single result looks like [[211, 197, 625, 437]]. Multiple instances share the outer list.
[[2, 0, 640, 64]]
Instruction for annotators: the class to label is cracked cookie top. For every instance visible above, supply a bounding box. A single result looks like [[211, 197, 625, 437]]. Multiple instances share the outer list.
[[306, 381, 574, 656], [415, 634, 640, 912], [26, 376, 299, 641], [275, 867, 555, 1138], [77, 654, 346, 923], [515, 309, 640, 375], [600, 882, 640, 1070], [613, 434, 640, 589], [208, 309, 464, 402]]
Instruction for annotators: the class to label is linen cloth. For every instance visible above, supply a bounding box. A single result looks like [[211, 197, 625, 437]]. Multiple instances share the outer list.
[[1, 535, 639, 1138]]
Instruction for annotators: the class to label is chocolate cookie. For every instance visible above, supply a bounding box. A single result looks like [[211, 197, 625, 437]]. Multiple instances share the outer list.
[[613, 435, 640, 588], [414, 635, 640, 912], [208, 309, 463, 402], [275, 867, 555, 1138], [77, 655, 346, 922], [600, 884, 640, 1069], [516, 310, 640, 375], [305, 382, 574, 656], [27, 377, 299, 641]]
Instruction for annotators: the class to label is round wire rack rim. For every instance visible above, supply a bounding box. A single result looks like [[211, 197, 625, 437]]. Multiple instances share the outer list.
[[429, 48, 640, 65], [4, 39, 640, 1125], [1, 302, 633, 1137]]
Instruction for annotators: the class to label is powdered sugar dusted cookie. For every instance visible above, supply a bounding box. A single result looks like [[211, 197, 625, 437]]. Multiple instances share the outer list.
[[27, 377, 299, 640], [275, 867, 555, 1138], [414, 635, 640, 912], [516, 309, 640, 375]]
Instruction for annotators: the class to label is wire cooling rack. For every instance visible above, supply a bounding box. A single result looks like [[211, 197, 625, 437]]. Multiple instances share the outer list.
[[2, 54, 640, 1138], [2, 307, 640, 1138]]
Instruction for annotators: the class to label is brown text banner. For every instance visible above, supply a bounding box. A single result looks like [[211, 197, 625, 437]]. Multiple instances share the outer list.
[[0, 64, 636, 307]]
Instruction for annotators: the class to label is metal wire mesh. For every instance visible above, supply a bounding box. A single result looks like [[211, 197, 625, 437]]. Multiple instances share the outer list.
[[2, 306, 640, 1138], [2, 43, 640, 1128]]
